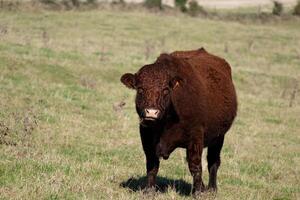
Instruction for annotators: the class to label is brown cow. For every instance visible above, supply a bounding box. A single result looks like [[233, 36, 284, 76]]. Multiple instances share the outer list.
[[120, 48, 237, 196]]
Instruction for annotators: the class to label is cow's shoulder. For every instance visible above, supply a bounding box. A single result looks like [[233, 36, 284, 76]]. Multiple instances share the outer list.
[[155, 53, 184, 70], [170, 48, 207, 59]]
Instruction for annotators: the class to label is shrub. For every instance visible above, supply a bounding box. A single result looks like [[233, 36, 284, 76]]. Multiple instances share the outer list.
[[272, 1, 283, 16], [175, 0, 187, 12], [293, 1, 300, 16], [86, 0, 97, 4], [187, 0, 206, 17], [145, 0, 162, 9], [71, 0, 80, 7]]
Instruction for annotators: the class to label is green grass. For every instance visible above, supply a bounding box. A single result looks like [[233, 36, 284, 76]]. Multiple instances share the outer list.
[[0, 8, 300, 200]]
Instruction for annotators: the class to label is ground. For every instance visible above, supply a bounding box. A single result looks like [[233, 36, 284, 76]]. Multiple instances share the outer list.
[[0, 7, 300, 200]]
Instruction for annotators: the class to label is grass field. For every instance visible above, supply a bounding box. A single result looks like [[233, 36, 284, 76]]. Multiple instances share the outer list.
[[0, 7, 300, 200]]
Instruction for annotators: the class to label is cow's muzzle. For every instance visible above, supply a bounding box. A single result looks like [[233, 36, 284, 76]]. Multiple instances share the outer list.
[[143, 108, 160, 120], [140, 108, 161, 126]]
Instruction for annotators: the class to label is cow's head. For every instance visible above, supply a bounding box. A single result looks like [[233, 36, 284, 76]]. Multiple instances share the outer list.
[[121, 63, 182, 127]]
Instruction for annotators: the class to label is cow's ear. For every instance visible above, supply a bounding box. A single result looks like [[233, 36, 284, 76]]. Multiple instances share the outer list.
[[120, 73, 136, 89], [169, 76, 183, 90]]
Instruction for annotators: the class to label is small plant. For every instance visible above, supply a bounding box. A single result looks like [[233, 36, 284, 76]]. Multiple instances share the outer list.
[[145, 0, 162, 9], [272, 1, 283, 16], [0, 111, 38, 146], [187, 0, 206, 17], [61, 0, 80, 9], [39, 0, 57, 5], [293, 1, 300, 16]]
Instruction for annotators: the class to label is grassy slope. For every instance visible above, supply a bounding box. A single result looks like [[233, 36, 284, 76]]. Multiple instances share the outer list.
[[0, 10, 299, 200]]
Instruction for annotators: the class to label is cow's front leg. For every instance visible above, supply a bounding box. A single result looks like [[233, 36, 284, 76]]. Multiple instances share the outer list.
[[140, 126, 160, 190], [145, 150, 159, 189], [187, 138, 204, 196]]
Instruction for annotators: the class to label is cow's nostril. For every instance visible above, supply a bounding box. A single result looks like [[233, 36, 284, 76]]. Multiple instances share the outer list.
[[144, 108, 160, 119]]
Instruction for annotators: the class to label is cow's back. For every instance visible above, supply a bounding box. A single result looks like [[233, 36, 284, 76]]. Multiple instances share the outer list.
[[171, 48, 232, 79], [171, 48, 237, 144]]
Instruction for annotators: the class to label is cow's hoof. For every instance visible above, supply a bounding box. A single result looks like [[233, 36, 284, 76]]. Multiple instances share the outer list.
[[143, 186, 156, 194], [192, 185, 205, 198], [208, 189, 217, 193], [207, 186, 217, 193], [192, 190, 202, 199]]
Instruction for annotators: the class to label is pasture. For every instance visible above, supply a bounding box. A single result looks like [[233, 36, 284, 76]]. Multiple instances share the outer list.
[[0, 6, 300, 200]]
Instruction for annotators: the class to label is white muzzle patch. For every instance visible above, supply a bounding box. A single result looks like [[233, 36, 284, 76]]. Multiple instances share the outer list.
[[144, 108, 160, 120]]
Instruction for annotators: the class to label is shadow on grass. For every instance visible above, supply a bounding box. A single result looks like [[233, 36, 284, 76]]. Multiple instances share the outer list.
[[120, 176, 192, 196]]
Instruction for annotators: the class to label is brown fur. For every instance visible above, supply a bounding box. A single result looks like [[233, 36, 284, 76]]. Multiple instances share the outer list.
[[120, 48, 237, 195]]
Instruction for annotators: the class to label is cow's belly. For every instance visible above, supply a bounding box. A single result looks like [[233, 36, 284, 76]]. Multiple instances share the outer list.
[[203, 110, 236, 147]]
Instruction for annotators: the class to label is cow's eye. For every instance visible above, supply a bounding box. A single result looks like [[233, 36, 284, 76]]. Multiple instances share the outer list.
[[137, 88, 144, 94], [163, 88, 169, 95]]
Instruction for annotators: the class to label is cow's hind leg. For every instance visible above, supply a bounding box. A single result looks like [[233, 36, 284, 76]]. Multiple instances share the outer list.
[[207, 135, 224, 191], [187, 137, 205, 196]]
